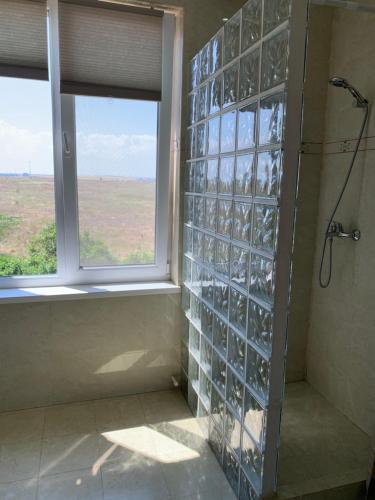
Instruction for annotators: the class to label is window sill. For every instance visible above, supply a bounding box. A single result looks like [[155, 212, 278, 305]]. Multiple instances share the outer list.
[[0, 282, 181, 304]]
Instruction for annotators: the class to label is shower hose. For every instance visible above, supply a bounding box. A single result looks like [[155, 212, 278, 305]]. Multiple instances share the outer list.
[[318, 104, 369, 288]]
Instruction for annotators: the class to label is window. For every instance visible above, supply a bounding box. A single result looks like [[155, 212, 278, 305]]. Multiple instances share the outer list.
[[0, 0, 180, 287]]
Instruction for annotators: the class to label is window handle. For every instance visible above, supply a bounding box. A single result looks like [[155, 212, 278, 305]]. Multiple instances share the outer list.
[[63, 131, 71, 155]]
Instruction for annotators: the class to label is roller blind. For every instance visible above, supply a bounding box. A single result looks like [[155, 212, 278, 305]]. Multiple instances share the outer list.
[[59, 1, 164, 101], [0, 0, 48, 80]]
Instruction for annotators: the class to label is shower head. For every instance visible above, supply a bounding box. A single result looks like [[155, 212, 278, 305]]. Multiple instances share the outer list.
[[329, 76, 368, 107]]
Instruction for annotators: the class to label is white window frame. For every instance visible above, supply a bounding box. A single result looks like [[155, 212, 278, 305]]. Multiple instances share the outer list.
[[0, 0, 181, 289]]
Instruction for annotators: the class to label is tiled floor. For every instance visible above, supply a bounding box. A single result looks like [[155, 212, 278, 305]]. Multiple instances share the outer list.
[[277, 382, 371, 499], [0, 390, 236, 500]]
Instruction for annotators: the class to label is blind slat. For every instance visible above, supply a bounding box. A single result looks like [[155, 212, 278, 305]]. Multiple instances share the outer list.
[[59, 1, 163, 100], [0, 0, 48, 79]]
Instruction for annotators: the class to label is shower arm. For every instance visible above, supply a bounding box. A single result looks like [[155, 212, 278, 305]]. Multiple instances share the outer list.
[[310, 0, 375, 15]]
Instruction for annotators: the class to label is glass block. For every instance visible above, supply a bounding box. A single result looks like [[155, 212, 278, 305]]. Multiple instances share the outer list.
[[198, 84, 208, 121], [193, 229, 204, 261], [224, 406, 242, 458], [189, 323, 200, 359], [182, 316, 189, 346], [247, 300, 273, 355], [181, 341, 188, 374], [209, 418, 223, 463], [188, 382, 198, 415], [190, 293, 201, 329], [183, 225, 193, 255], [191, 261, 202, 296], [256, 150, 282, 198], [200, 335, 212, 374], [215, 239, 230, 278], [244, 388, 266, 448], [183, 256, 192, 285], [206, 159, 218, 193], [196, 122, 206, 158], [214, 279, 229, 318], [239, 48, 260, 100], [253, 204, 278, 253], [259, 93, 285, 146], [212, 349, 226, 395], [229, 287, 247, 336], [199, 369, 211, 409], [228, 328, 246, 378], [223, 444, 240, 493], [209, 75, 222, 115], [205, 197, 217, 232], [249, 253, 274, 303], [238, 103, 257, 151], [200, 43, 210, 83], [235, 154, 253, 196], [223, 63, 239, 108], [263, 0, 291, 35], [230, 246, 249, 290], [189, 353, 199, 390], [233, 202, 252, 243], [213, 314, 228, 358], [202, 268, 214, 305], [185, 162, 195, 193], [241, 429, 263, 492], [203, 234, 215, 266], [194, 196, 205, 228], [211, 385, 225, 430], [190, 53, 200, 90], [187, 127, 195, 160], [201, 303, 214, 341], [217, 200, 233, 238], [181, 285, 190, 313], [224, 12, 241, 64], [184, 195, 194, 225], [240, 471, 259, 500], [226, 367, 244, 418], [194, 160, 205, 193], [210, 30, 223, 74], [189, 92, 198, 125], [207, 117, 220, 156], [241, 0, 262, 52], [246, 346, 270, 402], [261, 29, 289, 91], [218, 156, 235, 195], [221, 111, 237, 153]]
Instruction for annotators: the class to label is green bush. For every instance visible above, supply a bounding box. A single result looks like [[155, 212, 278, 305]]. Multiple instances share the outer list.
[[0, 219, 153, 275]]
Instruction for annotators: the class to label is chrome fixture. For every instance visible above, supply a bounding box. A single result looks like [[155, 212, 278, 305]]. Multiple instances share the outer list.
[[327, 221, 361, 241], [329, 77, 368, 108], [319, 77, 369, 288]]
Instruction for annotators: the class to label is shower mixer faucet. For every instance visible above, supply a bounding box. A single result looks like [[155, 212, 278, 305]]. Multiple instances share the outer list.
[[327, 221, 361, 241]]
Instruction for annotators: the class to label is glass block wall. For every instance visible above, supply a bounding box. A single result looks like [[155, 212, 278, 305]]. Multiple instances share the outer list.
[[181, 1, 295, 498]]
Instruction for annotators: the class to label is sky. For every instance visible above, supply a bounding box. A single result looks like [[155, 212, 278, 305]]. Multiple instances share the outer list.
[[0, 77, 158, 179]]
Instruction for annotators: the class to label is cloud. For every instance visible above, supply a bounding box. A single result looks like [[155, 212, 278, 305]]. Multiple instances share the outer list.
[[0, 120, 157, 178]]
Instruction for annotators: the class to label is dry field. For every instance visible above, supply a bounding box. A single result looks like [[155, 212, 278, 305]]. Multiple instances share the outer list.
[[0, 175, 156, 263]]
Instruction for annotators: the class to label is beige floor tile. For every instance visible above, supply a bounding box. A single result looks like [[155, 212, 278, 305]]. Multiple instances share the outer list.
[[43, 403, 96, 438], [0, 441, 41, 483], [0, 478, 38, 500], [139, 390, 192, 424], [38, 468, 103, 500], [39, 434, 100, 477], [175, 479, 237, 499], [94, 395, 145, 433], [0, 409, 44, 445], [101, 453, 171, 500], [161, 451, 226, 498]]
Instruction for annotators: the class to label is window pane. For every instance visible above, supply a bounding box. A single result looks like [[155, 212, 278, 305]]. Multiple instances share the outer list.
[[0, 77, 56, 277], [75, 96, 157, 267]]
